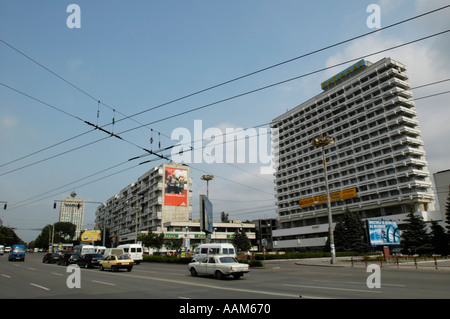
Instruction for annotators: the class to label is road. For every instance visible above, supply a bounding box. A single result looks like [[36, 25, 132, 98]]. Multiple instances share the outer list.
[[1, 252, 450, 301]]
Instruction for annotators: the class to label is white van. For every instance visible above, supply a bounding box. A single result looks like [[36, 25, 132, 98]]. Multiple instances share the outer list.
[[117, 244, 143, 264], [95, 246, 106, 255], [0, 245, 4, 255], [192, 243, 237, 262], [72, 245, 96, 256]]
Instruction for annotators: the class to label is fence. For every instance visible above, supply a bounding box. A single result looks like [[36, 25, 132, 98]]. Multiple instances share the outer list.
[[347, 255, 450, 270]]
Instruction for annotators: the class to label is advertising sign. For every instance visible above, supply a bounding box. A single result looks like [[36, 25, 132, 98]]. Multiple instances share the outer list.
[[367, 220, 400, 246], [164, 167, 188, 206], [200, 195, 213, 234], [80, 230, 101, 242], [321, 59, 365, 90], [300, 188, 357, 207]]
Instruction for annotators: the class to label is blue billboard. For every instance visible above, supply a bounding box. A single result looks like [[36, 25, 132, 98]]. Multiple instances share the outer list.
[[200, 195, 213, 234], [367, 220, 400, 246]]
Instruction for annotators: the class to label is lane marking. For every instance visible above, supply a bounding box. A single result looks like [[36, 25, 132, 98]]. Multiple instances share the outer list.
[[30, 283, 50, 291], [313, 279, 406, 287], [92, 280, 116, 286], [1, 274, 11, 278], [117, 273, 300, 298], [284, 283, 382, 294]]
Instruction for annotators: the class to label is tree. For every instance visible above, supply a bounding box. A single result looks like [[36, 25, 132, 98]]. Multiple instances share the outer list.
[[333, 208, 369, 252], [401, 206, 431, 255], [220, 212, 229, 223], [430, 221, 449, 256], [0, 226, 25, 246], [445, 190, 450, 235], [140, 231, 165, 252], [165, 238, 183, 252], [232, 230, 251, 252]]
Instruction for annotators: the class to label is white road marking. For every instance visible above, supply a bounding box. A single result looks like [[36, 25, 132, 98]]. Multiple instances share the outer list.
[[30, 283, 50, 291]]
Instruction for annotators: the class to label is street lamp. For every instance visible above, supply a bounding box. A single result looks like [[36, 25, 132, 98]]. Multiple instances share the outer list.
[[311, 131, 336, 264], [201, 175, 214, 198]]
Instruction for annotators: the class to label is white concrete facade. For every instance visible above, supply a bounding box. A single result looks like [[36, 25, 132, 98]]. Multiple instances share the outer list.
[[271, 57, 435, 251]]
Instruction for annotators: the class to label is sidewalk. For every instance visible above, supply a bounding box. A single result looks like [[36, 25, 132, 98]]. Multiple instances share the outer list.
[[290, 256, 450, 270]]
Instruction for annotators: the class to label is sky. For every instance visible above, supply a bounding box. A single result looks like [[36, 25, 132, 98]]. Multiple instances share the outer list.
[[1, 0, 449, 243]]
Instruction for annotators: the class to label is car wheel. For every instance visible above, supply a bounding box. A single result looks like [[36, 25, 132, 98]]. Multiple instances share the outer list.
[[190, 268, 198, 277], [215, 270, 224, 280], [232, 274, 242, 280], [100, 265, 104, 271], [127, 267, 132, 272]]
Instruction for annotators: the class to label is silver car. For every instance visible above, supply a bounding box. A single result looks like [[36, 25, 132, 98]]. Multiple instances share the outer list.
[[188, 256, 249, 280]]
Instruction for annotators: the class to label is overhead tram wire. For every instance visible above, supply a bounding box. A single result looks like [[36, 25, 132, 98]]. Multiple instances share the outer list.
[[0, 84, 172, 177], [2, 29, 449, 178], [94, 4, 450, 125], [117, 29, 450, 135], [7, 81, 449, 210], [1, 4, 448, 168]]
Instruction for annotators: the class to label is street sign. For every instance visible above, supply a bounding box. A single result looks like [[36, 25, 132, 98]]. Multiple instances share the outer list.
[[262, 238, 268, 247]]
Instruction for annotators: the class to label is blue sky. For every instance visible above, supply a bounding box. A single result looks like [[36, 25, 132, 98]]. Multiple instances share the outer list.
[[1, 1, 449, 243]]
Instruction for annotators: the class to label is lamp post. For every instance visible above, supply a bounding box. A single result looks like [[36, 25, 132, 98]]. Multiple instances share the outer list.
[[201, 174, 214, 198], [311, 132, 336, 264]]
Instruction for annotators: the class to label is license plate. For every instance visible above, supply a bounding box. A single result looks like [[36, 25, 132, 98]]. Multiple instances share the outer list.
[[122, 263, 128, 265]]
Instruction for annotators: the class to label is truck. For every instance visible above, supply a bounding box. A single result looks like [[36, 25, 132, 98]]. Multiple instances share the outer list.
[[9, 244, 26, 261]]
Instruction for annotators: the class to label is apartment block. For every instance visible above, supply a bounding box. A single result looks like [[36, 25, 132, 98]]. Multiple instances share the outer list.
[[95, 163, 192, 245]]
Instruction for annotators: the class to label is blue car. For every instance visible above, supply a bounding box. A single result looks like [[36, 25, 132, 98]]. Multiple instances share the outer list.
[[9, 244, 26, 262]]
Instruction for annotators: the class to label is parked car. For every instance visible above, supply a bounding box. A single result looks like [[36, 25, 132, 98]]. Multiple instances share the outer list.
[[58, 252, 80, 266], [99, 254, 133, 272], [188, 256, 249, 280], [77, 253, 105, 268], [42, 252, 61, 264]]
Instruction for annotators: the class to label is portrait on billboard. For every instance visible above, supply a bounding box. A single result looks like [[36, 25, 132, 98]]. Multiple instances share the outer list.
[[164, 167, 188, 206]]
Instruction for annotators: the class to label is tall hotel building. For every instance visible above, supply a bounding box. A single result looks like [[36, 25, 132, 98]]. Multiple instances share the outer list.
[[271, 57, 435, 251]]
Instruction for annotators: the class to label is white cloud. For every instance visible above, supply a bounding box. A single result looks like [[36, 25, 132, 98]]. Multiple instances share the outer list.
[[322, 6, 450, 175], [0, 115, 18, 141]]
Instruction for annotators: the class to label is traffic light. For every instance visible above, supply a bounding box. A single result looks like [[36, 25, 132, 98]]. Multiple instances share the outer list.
[[3, 203, 6, 210], [53, 202, 57, 209]]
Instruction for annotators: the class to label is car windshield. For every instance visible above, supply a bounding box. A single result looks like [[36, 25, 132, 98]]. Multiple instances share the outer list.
[[13, 247, 26, 253], [219, 257, 237, 263]]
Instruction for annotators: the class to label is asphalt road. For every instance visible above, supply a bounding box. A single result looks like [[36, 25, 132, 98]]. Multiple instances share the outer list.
[[1, 252, 450, 301]]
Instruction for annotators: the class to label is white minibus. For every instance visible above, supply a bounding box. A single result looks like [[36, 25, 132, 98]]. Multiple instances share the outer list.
[[192, 243, 237, 262], [117, 244, 143, 264]]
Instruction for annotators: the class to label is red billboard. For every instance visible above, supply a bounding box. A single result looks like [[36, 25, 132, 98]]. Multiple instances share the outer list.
[[164, 167, 188, 206]]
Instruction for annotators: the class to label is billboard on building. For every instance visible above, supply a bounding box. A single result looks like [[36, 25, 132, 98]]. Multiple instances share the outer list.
[[367, 220, 400, 246], [164, 167, 188, 206], [200, 195, 213, 234], [299, 188, 357, 207], [80, 230, 101, 242]]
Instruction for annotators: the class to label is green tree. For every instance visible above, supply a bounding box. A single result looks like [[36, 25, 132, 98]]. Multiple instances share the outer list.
[[140, 231, 165, 252], [401, 207, 431, 255], [220, 212, 229, 223], [333, 208, 369, 252], [165, 238, 183, 252], [0, 226, 25, 246], [445, 190, 450, 236], [430, 221, 449, 255], [232, 230, 251, 252]]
